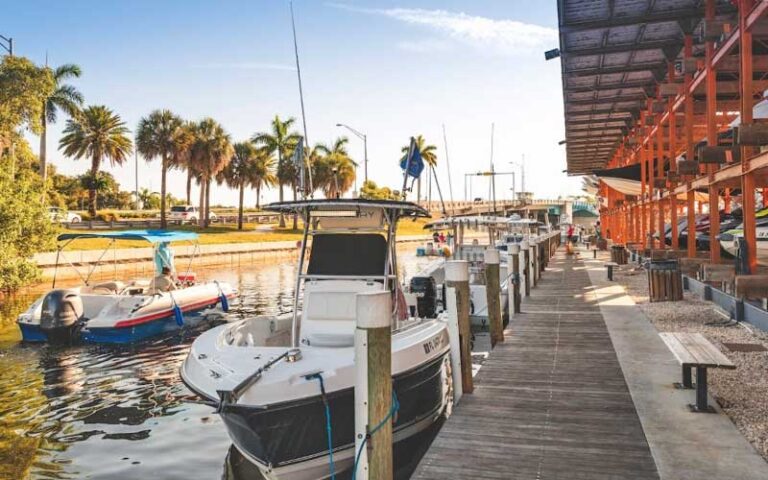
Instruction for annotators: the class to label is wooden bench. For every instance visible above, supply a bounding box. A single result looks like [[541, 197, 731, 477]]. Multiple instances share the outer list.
[[659, 332, 735, 413], [701, 264, 736, 293], [605, 262, 618, 281], [735, 275, 768, 309]]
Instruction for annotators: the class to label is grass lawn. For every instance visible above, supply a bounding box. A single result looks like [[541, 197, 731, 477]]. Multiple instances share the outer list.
[[58, 218, 430, 251]]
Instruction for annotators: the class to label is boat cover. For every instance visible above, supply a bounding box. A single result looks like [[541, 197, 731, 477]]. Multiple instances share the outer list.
[[57, 230, 199, 244]]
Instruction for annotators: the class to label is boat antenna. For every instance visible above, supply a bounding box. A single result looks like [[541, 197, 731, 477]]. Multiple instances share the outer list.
[[489, 123, 496, 215], [442, 124, 455, 215], [290, 0, 313, 197]]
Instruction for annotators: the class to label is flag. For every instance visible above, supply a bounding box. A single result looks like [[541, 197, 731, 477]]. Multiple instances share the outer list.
[[400, 137, 425, 178]]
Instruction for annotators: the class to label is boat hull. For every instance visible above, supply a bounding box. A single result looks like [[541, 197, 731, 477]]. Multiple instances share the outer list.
[[190, 352, 449, 480], [17, 283, 236, 344]]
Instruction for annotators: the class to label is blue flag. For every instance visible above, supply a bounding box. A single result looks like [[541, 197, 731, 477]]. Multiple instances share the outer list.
[[400, 138, 425, 178]]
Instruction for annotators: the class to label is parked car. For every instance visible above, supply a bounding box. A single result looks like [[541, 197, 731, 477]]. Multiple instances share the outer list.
[[169, 205, 217, 224], [48, 207, 81, 224]]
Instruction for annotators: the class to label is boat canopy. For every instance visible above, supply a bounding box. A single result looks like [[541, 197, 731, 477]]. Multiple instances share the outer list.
[[57, 230, 199, 244], [264, 199, 430, 218]]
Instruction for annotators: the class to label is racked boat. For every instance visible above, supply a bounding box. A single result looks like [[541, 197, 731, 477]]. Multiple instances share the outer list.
[[17, 230, 236, 344], [180, 200, 452, 480]]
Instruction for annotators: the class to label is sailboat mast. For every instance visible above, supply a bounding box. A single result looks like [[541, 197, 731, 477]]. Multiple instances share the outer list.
[[290, 1, 312, 196], [442, 124, 456, 215]]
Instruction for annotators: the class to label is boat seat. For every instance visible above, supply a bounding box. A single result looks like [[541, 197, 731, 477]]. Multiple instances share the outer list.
[[83, 281, 125, 295], [301, 280, 383, 347]]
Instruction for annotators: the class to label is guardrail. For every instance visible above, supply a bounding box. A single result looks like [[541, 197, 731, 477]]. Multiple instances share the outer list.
[[62, 213, 281, 230]]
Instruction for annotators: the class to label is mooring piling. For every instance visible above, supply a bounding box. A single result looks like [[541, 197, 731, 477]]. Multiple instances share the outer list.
[[508, 243, 522, 315], [484, 248, 504, 346], [445, 260, 473, 394], [521, 240, 531, 296], [354, 291, 394, 480]]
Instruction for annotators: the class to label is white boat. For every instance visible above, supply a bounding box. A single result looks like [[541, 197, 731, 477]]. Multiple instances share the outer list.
[[412, 214, 542, 328], [17, 230, 237, 344], [180, 199, 452, 480], [718, 209, 768, 265]]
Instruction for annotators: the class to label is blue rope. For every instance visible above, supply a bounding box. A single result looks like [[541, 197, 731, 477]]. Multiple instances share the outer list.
[[351, 391, 399, 480], [307, 373, 336, 480]]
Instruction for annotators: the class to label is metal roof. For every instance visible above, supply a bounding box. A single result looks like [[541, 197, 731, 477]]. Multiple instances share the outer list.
[[557, 0, 737, 175]]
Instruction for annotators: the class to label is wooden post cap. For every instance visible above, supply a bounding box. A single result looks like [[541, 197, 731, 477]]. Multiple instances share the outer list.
[[508, 244, 521, 254], [356, 291, 392, 329], [484, 248, 500, 265], [445, 260, 469, 282]]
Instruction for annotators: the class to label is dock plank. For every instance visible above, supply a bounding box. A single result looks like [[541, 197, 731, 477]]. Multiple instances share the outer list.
[[413, 250, 659, 480]]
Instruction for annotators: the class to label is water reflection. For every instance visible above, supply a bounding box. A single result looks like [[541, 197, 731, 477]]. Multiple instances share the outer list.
[[0, 248, 436, 479]]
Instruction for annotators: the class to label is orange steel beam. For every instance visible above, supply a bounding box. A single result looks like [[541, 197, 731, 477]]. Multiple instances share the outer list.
[[741, 0, 758, 274], [657, 87, 666, 250], [684, 34, 697, 258], [669, 62, 679, 251], [646, 101, 656, 249], [640, 120, 648, 249], [707, 0, 721, 263]]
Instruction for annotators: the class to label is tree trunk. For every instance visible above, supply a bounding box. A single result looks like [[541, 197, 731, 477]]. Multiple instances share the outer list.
[[278, 153, 286, 227], [205, 178, 211, 228], [417, 177, 421, 204], [238, 181, 244, 230], [89, 155, 99, 217], [292, 183, 298, 230], [256, 184, 261, 209], [198, 178, 206, 227], [40, 107, 47, 193], [186, 171, 192, 205], [160, 156, 168, 229]]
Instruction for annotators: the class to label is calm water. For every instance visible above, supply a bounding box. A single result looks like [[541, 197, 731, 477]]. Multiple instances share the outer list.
[[0, 248, 450, 480]]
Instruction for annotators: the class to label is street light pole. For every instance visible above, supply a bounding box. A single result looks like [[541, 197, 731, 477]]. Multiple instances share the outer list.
[[336, 123, 368, 183], [0, 35, 13, 56]]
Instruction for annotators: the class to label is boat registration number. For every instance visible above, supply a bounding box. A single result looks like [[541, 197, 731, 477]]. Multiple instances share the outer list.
[[423, 334, 444, 354]]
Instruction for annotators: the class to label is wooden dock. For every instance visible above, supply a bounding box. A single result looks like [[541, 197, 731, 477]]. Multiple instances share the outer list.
[[413, 250, 660, 480]]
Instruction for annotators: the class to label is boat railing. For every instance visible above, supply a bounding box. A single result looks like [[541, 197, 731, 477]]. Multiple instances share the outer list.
[[299, 274, 397, 282]]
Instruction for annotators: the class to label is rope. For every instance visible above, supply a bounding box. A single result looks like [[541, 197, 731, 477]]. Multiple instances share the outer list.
[[306, 373, 336, 480], [352, 390, 399, 480]]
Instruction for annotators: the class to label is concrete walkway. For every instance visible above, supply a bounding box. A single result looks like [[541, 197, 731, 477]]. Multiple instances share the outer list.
[[413, 246, 768, 480], [582, 247, 768, 480]]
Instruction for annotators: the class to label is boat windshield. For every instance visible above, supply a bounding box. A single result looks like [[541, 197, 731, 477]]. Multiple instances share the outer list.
[[307, 233, 387, 278]]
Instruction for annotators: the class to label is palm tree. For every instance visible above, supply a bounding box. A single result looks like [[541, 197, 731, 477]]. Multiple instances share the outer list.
[[252, 148, 277, 209], [40, 64, 83, 188], [312, 137, 356, 198], [217, 142, 258, 230], [251, 115, 301, 227], [135, 110, 190, 229], [401, 135, 437, 203], [188, 118, 233, 227], [59, 105, 132, 215]]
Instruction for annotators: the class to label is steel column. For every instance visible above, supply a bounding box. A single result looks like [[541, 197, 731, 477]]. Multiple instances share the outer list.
[[741, 0, 758, 274]]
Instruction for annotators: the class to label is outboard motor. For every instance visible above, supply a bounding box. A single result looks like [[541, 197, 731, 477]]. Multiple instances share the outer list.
[[40, 289, 84, 343], [409, 276, 437, 318]]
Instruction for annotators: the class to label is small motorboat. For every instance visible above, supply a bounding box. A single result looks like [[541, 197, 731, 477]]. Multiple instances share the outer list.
[[181, 199, 452, 480], [17, 230, 237, 344], [718, 208, 768, 265]]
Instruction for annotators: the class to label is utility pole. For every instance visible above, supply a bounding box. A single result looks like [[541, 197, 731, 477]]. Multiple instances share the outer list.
[[0, 35, 13, 56]]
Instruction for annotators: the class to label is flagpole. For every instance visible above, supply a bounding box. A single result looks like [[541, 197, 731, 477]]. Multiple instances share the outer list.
[[401, 137, 415, 199]]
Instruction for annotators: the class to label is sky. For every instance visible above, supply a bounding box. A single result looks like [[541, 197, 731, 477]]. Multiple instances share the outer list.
[[7, 0, 581, 207]]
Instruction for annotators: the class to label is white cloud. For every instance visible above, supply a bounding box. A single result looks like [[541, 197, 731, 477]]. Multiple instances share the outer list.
[[192, 62, 295, 71], [397, 38, 451, 53], [327, 3, 557, 54]]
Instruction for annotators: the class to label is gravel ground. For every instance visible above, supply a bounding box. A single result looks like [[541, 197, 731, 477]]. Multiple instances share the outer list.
[[614, 264, 768, 460]]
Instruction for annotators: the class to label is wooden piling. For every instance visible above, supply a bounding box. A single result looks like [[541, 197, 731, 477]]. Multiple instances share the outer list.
[[484, 248, 504, 346], [446, 260, 473, 394], [509, 244, 521, 314], [354, 291, 393, 480], [521, 240, 531, 296]]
